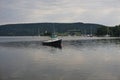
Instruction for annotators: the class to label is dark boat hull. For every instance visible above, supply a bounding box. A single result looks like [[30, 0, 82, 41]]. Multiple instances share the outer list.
[[42, 39, 62, 48]]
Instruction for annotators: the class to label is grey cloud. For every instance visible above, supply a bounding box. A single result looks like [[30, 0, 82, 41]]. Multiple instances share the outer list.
[[0, 0, 120, 26]]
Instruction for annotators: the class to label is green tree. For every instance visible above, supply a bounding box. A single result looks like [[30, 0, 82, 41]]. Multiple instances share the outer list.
[[96, 26, 108, 36], [112, 25, 120, 37]]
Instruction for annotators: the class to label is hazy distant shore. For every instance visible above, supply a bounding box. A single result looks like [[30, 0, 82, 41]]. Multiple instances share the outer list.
[[0, 36, 120, 42]]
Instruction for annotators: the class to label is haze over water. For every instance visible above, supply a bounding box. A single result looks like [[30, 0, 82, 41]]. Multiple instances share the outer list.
[[0, 37, 120, 80]]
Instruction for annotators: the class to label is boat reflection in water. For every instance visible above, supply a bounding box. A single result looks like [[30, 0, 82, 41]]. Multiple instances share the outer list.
[[42, 34, 62, 49]]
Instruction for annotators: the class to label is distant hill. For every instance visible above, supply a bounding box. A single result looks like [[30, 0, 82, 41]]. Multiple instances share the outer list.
[[0, 22, 105, 36]]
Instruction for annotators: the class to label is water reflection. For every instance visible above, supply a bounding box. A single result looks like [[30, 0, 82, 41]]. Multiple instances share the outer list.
[[0, 38, 120, 80]]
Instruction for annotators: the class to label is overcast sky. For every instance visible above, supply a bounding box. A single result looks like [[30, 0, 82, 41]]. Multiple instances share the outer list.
[[0, 0, 120, 26]]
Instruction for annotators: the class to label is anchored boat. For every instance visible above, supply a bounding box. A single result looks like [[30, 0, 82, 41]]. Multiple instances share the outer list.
[[42, 23, 62, 48], [42, 34, 62, 48]]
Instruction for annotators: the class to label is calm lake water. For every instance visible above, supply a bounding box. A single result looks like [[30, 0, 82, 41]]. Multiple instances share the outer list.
[[0, 37, 120, 80]]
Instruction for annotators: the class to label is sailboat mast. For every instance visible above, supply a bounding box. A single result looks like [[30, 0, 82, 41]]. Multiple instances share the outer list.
[[53, 23, 55, 34], [90, 26, 92, 36], [38, 27, 40, 36]]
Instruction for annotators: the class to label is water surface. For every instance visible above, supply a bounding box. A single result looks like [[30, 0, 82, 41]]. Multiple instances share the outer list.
[[0, 37, 120, 80]]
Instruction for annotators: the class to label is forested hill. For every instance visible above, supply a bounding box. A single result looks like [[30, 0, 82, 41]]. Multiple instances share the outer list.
[[0, 22, 105, 36]]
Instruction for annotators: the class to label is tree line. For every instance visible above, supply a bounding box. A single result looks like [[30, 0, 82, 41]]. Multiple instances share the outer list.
[[96, 25, 120, 37]]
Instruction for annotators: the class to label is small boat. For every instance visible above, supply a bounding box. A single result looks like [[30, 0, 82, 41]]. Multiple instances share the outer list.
[[42, 34, 62, 48], [42, 23, 62, 48]]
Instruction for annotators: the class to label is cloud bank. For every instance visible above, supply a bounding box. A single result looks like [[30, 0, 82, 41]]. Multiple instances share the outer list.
[[0, 0, 120, 26]]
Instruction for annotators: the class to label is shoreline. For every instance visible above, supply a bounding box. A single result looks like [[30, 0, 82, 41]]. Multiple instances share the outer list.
[[0, 36, 120, 42]]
